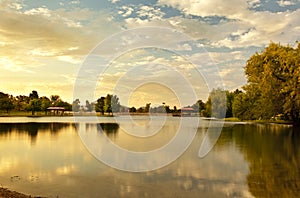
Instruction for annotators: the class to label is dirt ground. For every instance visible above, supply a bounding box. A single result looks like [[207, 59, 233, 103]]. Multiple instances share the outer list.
[[0, 188, 36, 198]]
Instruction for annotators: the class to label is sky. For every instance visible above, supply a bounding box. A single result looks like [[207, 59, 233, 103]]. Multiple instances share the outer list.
[[1, 0, 299, 108]]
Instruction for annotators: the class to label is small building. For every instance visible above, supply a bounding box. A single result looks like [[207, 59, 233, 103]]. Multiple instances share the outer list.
[[47, 107, 65, 115], [180, 107, 195, 117]]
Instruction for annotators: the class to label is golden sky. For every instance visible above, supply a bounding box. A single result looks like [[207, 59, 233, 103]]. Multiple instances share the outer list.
[[1, 0, 299, 107]]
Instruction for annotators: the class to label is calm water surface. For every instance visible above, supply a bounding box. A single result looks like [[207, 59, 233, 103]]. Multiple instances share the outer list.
[[0, 117, 299, 197]]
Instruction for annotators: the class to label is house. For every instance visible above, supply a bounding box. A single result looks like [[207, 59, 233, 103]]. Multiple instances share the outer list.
[[180, 107, 195, 117], [47, 107, 65, 115]]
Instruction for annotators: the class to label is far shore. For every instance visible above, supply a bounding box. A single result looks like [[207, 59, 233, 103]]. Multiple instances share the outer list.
[[0, 111, 296, 125]]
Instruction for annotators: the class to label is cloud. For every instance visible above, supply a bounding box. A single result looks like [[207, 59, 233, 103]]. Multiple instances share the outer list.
[[277, 0, 297, 7], [0, 3, 123, 68], [137, 5, 165, 20], [157, 0, 250, 18], [157, 0, 300, 48]]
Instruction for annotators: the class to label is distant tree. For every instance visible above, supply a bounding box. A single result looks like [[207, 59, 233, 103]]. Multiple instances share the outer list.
[[191, 99, 205, 115], [137, 107, 144, 113], [40, 96, 51, 114], [104, 94, 112, 115], [85, 100, 93, 112], [27, 99, 41, 115], [72, 99, 80, 112], [165, 105, 171, 113], [144, 103, 151, 113], [111, 95, 120, 114], [50, 95, 60, 106], [29, 90, 39, 99], [14, 95, 29, 111], [173, 106, 177, 113], [95, 97, 105, 115], [205, 88, 227, 118], [59, 101, 72, 111], [129, 106, 136, 113], [0, 92, 14, 113]]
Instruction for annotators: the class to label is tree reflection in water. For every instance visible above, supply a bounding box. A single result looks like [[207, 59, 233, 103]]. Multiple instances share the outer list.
[[219, 124, 300, 197], [97, 123, 119, 139], [0, 123, 73, 145]]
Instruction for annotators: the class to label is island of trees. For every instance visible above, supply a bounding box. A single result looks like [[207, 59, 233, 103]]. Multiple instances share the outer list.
[[0, 42, 299, 124]]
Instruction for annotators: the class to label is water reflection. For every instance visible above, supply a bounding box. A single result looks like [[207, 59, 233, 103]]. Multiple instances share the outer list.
[[0, 123, 72, 145], [97, 123, 119, 138], [220, 124, 300, 197], [0, 119, 299, 197]]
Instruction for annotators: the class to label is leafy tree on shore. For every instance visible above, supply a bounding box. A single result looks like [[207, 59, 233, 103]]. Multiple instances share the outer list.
[[0, 92, 14, 113], [95, 97, 105, 115], [104, 94, 112, 115], [234, 42, 300, 124]]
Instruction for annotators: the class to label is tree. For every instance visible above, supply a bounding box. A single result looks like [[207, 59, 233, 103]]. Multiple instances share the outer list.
[[14, 95, 29, 111], [72, 99, 80, 112], [241, 42, 300, 123], [95, 97, 105, 115], [144, 103, 151, 113], [191, 99, 205, 116], [29, 90, 39, 99], [40, 96, 51, 114], [205, 88, 227, 118], [85, 100, 94, 112], [129, 106, 136, 113], [0, 92, 14, 113], [226, 89, 242, 118], [104, 94, 112, 115], [111, 95, 120, 114], [27, 99, 41, 115], [50, 95, 60, 106]]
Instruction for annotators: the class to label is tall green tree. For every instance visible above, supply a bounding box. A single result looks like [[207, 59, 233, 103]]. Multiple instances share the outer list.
[[240, 42, 300, 123], [104, 94, 112, 115], [95, 97, 105, 115]]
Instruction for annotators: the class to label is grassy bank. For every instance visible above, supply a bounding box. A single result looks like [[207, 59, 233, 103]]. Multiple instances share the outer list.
[[0, 187, 42, 198]]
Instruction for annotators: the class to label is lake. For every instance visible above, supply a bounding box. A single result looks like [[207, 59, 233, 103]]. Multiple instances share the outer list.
[[0, 116, 299, 197]]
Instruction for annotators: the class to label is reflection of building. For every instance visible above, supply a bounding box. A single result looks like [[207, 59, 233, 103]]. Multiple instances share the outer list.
[[47, 107, 65, 115]]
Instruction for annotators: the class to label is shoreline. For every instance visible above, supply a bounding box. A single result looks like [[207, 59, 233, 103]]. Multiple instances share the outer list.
[[0, 187, 42, 198]]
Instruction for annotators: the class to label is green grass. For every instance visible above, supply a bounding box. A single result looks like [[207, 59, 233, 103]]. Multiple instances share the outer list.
[[224, 117, 241, 122], [0, 111, 33, 117]]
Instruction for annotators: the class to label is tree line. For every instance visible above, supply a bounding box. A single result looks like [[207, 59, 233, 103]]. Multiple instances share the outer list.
[[0, 91, 72, 115], [1, 42, 299, 122], [190, 42, 300, 124]]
